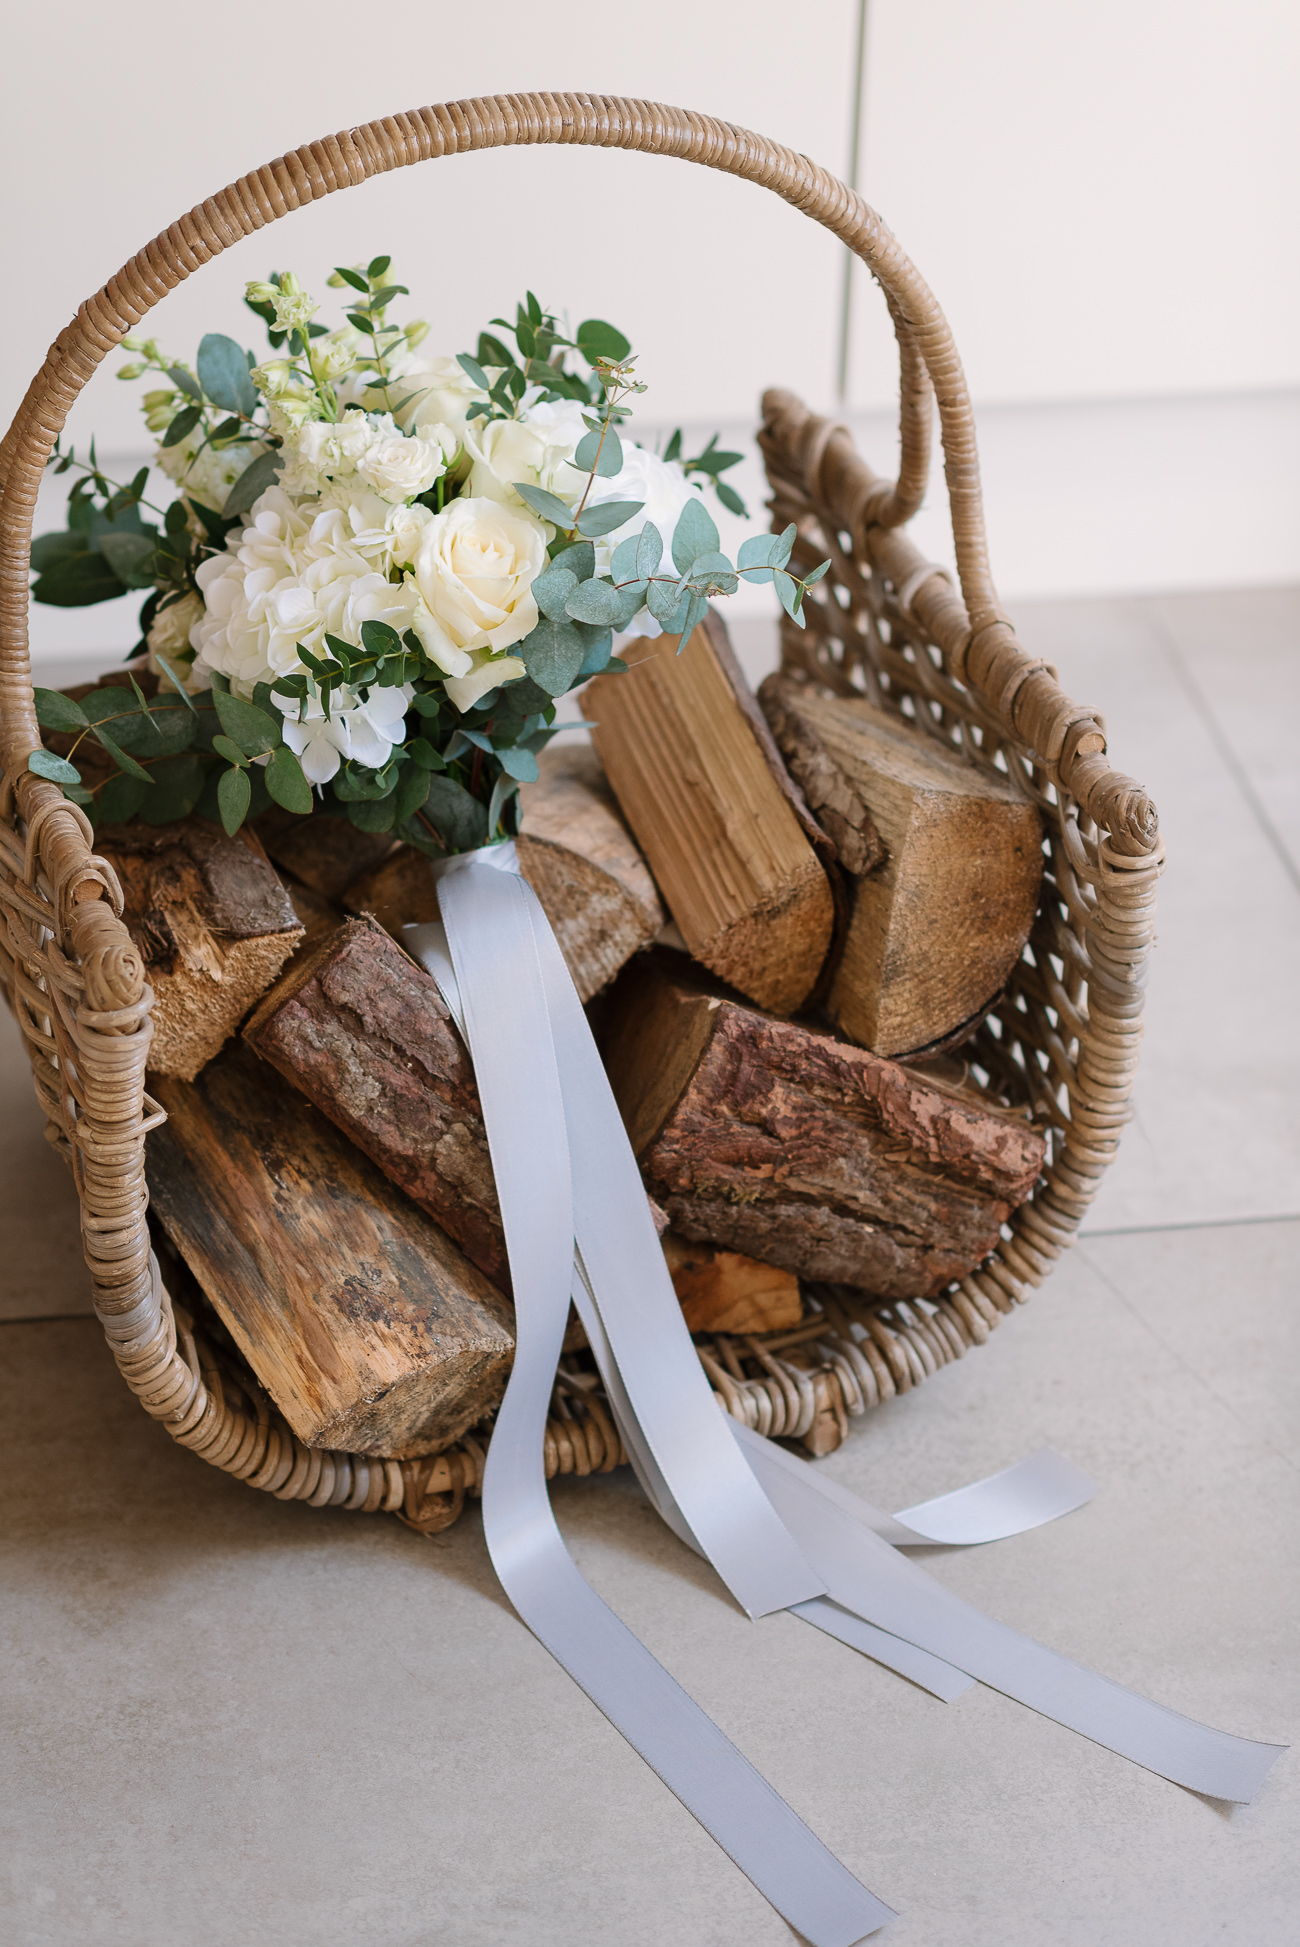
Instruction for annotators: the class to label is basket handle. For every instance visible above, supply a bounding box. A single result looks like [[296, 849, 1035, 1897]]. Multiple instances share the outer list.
[[0, 93, 1001, 762]]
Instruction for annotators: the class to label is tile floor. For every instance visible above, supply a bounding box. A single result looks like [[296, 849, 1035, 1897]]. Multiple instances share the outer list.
[[2, 588, 1297, 1946]]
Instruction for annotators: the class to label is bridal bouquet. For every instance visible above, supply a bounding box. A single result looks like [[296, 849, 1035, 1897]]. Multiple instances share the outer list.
[[28, 261, 826, 852]]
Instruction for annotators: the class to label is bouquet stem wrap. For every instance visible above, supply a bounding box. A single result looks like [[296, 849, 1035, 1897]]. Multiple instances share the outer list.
[[411, 842, 1281, 1940]]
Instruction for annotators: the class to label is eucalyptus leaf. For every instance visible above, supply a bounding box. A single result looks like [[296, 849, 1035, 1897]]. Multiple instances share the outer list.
[[360, 618, 402, 657], [211, 734, 248, 767], [575, 319, 632, 363], [495, 747, 540, 784], [347, 792, 398, 834], [217, 763, 252, 836], [671, 496, 719, 574], [27, 748, 82, 786], [646, 576, 684, 625], [456, 353, 491, 390], [486, 774, 520, 841], [222, 449, 283, 520], [575, 498, 643, 539], [265, 744, 313, 814], [197, 333, 258, 417], [636, 522, 664, 580], [518, 615, 586, 697], [92, 726, 153, 782], [33, 688, 88, 733], [161, 405, 203, 450], [422, 773, 489, 852], [394, 764, 433, 826], [669, 592, 710, 654], [549, 540, 596, 583], [213, 689, 279, 757], [564, 579, 623, 627], [774, 570, 805, 625], [716, 481, 746, 517], [574, 426, 624, 477], [97, 531, 156, 588], [576, 629, 615, 679], [405, 736, 444, 771], [29, 531, 85, 575], [529, 564, 578, 624], [167, 365, 203, 402], [31, 553, 125, 606], [513, 483, 578, 529], [95, 773, 148, 826], [685, 550, 739, 596], [135, 753, 206, 824]]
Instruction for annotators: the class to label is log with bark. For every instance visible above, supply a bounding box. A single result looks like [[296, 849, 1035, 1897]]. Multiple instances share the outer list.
[[342, 744, 664, 1001], [97, 817, 304, 1080], [253, 803, 398, 899], [244, 916, 508, 1287], [147, 1043, 514, 1458], [601, 954, 1047, 1298], [760, 675, 1043, 1056], [661, 1232, 803, 1336], [586, 608, 835, 1015]]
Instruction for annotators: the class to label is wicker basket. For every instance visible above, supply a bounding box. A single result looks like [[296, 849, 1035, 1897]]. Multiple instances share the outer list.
[[0, 96, 1162, 1532]]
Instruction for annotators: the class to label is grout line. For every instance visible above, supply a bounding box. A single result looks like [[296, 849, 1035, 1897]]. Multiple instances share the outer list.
[[1080, 1211, 1300, 1240], [1144, 605, 1300, 896]]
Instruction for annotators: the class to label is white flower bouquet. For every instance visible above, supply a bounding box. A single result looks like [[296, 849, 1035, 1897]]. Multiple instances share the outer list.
[[28, 260, 827, 851]]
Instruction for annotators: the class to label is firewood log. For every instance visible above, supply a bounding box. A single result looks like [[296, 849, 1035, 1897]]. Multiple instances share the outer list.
[[760, 675, 1043, 1055], [244, 917, 507, 1287], [147, 1043, 514, 1458], [661, 1232, 802, 1336], [97, 818, 303, 1081], [342, 745, 664, 1002], [586, 608, 834, 1014], [253, 803, 397, 899], [601, 954, 1046, 1299]]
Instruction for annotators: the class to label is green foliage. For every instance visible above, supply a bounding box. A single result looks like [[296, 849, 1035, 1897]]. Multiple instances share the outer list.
[[222, 450, 282, 519], [217, 763, 252, 836], [265, 744, 312, 815]]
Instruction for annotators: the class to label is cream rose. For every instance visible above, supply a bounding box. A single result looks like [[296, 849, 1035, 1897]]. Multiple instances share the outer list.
[[442, 653, 527, 715], [407, 496, 546, 672], [465, 399, 589, 510], [389, 353, 487, 439], [356, 429, 444, 503]]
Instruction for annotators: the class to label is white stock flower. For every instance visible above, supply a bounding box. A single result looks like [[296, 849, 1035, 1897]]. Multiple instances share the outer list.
[[275, 681, 413, 785], [465, 399, 589, 511], [191, 485, 419, 694], [407, 495, 546, 671], [313, 328, 360, 381], [155, 431, 268, 514], [442, 653, 527, 715]]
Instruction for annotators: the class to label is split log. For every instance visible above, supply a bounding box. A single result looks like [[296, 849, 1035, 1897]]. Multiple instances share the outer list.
[[147, 1043, 514, 1458], [661, 1232, 802, 1336], [760, 676, 1043, 1055], [244, 917, 507, 1286], [97, 818, 303, 1080], [253, 804, 397, 899], [587, 608, 834, 1014], [601, 954, 1047, 1299], [343, 745, 664, 1001]]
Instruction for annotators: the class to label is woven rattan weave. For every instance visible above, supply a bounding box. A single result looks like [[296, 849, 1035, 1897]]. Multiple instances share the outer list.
[[0, 96, 1162, 1532]]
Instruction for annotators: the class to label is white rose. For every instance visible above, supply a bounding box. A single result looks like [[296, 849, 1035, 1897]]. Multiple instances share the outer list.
[[408, 496, 546, 672], [465, 399, 589, 511], [356, 429, 443, 503], [394, 353, 488, 438], [442, 653, 527, 715]]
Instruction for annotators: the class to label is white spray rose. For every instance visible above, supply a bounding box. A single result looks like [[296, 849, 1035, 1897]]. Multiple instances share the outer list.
[[356, 428, 443, 503], [465, 399, 590, 511], [274, 681, 413, 786], [407, 496, 546, 672]]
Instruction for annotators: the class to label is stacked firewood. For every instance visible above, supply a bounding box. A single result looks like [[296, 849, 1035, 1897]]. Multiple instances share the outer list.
[[97, 609, 1046, 1491]]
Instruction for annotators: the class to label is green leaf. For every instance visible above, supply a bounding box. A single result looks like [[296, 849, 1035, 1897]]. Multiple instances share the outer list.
[[609, 534, 642, 586], [671, 496, 719, 574], [217, 763, 252, 835], [575, 319, 632, 363], [265, 744, 313, 814], [565, 579, 623, 626], [168, 365, 203, 402], [394, 763, 432, 826], [214, 689, 280, 757], [161, 404, 203, 449], [97, 531, 156, 588], [405, 737, 444, 771], [28, 748, 82, 786], [456, 353, 491, 391], [495, 746, 540, 784], [211, 734, 248, 767], [421, 774, 489, 853], [685, 550, 738, 596], [486, 773, 520, 840], [663, 429, 683, 464], [669, 592, 710, 654], [93, 726, 153, 781], [529, 564, 578, 624], [549, 540, 596, 584], [359, 618, 402, 658], [33, 688, 88, 733], [773, 570, 805, 625], [518, 615, 587, 697], [30, 531, 85, 574], [575, 499, 643, 539], [222, 449, 283, 520], [716, 481, 746, 517], [135, 752, 206, 824], [576, 629, 615, 679], [574, 427, 624, 477], [803, 558, 831, 587], [639, 523, 665, 581], [367, 254, 392, 279], [476, 332, 514, 370], [211, 417, 244, 443], [197, 333, 258, 417], [646, 576, 684, 625], [95, 773, 148, 825], [334, 266, 370, 293], [32, 554, 126, 607], [513, 483, 578, 529], [369, 284, 408, 309]]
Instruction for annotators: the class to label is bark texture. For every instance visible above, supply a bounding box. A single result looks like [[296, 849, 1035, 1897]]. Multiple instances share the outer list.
[[602, 956, 1046, 1298], [148, 1043, 514, 1458]]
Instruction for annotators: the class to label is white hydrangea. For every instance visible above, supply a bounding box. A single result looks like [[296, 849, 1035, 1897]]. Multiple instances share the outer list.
[[190, 485, 422, 695], [274, 680, 413, 785]]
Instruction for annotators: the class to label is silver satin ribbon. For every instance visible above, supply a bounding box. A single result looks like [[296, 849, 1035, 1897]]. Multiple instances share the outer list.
[[411, 842, 1281, 1929]]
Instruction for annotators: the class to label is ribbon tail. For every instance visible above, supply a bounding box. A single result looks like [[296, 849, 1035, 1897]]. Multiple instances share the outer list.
[[736, 1424, 1286, 1803], [428, 860, 895, 1946]]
